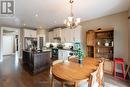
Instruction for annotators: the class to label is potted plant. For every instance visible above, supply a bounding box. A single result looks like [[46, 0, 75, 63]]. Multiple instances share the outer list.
[[76, 48, 84, 64]]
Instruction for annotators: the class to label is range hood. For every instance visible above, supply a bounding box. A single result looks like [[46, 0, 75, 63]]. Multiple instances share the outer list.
[[53, 37, 61, 43], [53, 37, 61, 40]]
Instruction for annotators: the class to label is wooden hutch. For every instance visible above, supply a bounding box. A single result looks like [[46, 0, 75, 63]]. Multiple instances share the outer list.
[[86, 27, 114, 74]]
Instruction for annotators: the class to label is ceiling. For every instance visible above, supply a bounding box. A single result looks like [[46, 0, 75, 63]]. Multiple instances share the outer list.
[[0, 0, 130, 29]]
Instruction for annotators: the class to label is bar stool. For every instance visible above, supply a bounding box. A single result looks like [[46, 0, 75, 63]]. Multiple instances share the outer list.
[[114, 58, 125, 80]]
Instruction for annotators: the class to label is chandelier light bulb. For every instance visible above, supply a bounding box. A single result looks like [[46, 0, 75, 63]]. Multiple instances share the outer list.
[[68, 17, 73, 22], [64, 19, 67, 24], [67, 22, 70, 26], [76, 18, 80, 23]]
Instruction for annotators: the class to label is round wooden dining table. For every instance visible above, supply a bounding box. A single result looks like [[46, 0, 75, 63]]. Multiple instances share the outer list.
[[51, 57, 100, 87]]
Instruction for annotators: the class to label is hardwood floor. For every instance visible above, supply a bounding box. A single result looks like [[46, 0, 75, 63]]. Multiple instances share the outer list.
[[0, 55, 53, 87], [0, 55, 130, 87]]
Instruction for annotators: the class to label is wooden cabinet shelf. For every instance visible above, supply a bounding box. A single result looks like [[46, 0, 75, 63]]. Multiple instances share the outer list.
[[86, 46, 94, 57], [96, 37, 113, 39], [86, 30, 95, 46], [96, 46, 113, 48], [86, 27, 114, 74]]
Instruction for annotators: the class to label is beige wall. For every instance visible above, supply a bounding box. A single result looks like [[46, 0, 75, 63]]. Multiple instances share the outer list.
[[81, 11, 129, 63], [128, 10, 130, 65]]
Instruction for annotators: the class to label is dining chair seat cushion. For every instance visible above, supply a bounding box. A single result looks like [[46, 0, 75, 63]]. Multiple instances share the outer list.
[[50, 60, 63, 75]]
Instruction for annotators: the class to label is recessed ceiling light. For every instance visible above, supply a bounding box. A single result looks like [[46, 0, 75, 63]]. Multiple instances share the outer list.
[[35, 14, 38, 17]]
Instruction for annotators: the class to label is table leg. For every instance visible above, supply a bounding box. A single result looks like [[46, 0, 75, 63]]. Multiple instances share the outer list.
[[74, 82, 78, 87], [51, 76, 54, 87], [61, 82, 65, 87], [125, 65, 130, 79]]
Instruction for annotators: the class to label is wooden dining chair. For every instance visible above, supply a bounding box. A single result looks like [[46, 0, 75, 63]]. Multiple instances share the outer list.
[[52, 75, 89, 87], [90, 67, 99, 87], [50, 60, 65, 87], [50, 60, 63, 76], [68, 55, 77, 60], [51, 59, 90, 87], [64, 77, 90, 87], [51, 74, 66, 87], [98, 61, 104, 87]]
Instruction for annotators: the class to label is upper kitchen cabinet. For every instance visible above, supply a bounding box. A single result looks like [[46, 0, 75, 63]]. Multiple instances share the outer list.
[[67, 29, 74, 42], [24, 29, 37, 38], [48, 31, 54, 42], [62, 28, 72, 42], [60, 28, 73, 43], [53, 28, 62, 37], [61, 25, 82, 43], [48, 25, 82, 43], [60, 28, 66, 42], [48, 28, 62, 42], [58, 49, 73, 60], [73, 26, 82, 42], [86, 30, 95, 46]]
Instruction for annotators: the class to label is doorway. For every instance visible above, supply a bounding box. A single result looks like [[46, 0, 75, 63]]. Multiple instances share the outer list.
[[0, 27, 20, 62], [3, 35, 15, 55]]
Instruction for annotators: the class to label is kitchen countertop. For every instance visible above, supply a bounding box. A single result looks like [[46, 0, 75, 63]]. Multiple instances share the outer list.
[[58, 49, 76, 51], [49, 48, 76, 51], [23, 49, 51, 53]]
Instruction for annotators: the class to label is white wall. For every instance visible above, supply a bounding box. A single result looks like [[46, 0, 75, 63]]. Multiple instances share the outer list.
[[81, 11, 129, 63], [128, 10, 130, 65], [3, 35, 14, 55], [0, 28, 3, 62]]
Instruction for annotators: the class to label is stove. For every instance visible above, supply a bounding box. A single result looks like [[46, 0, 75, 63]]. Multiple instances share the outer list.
[[52, 48, 58, 60]]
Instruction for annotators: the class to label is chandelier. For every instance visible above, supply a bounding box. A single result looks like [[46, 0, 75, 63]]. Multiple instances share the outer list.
[[64, 0, 80, 29]]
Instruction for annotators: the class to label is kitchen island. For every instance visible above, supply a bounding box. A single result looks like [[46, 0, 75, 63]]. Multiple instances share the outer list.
[[22, 50, 51, 74]]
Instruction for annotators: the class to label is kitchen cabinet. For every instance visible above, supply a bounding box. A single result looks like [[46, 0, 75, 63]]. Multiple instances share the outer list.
[[86, 27, 114, 75], [60, 26, 82, 42], [73, 26, 82, 42], [63, 28, 72, 42], [53, 28, 61, 37], [104, 60, 114, 74], [22, 50, 51, 74], [48, 25, 82, 43], [61, 29, 66, 42], [24, 29, 37, 38], [86, 30, 95, 46], [67, 29, 73, 42], [58, 50, 64, 60], [48, 28, 62, 42], [48, 31, 54, 42], [58, 49, 72, 60]]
